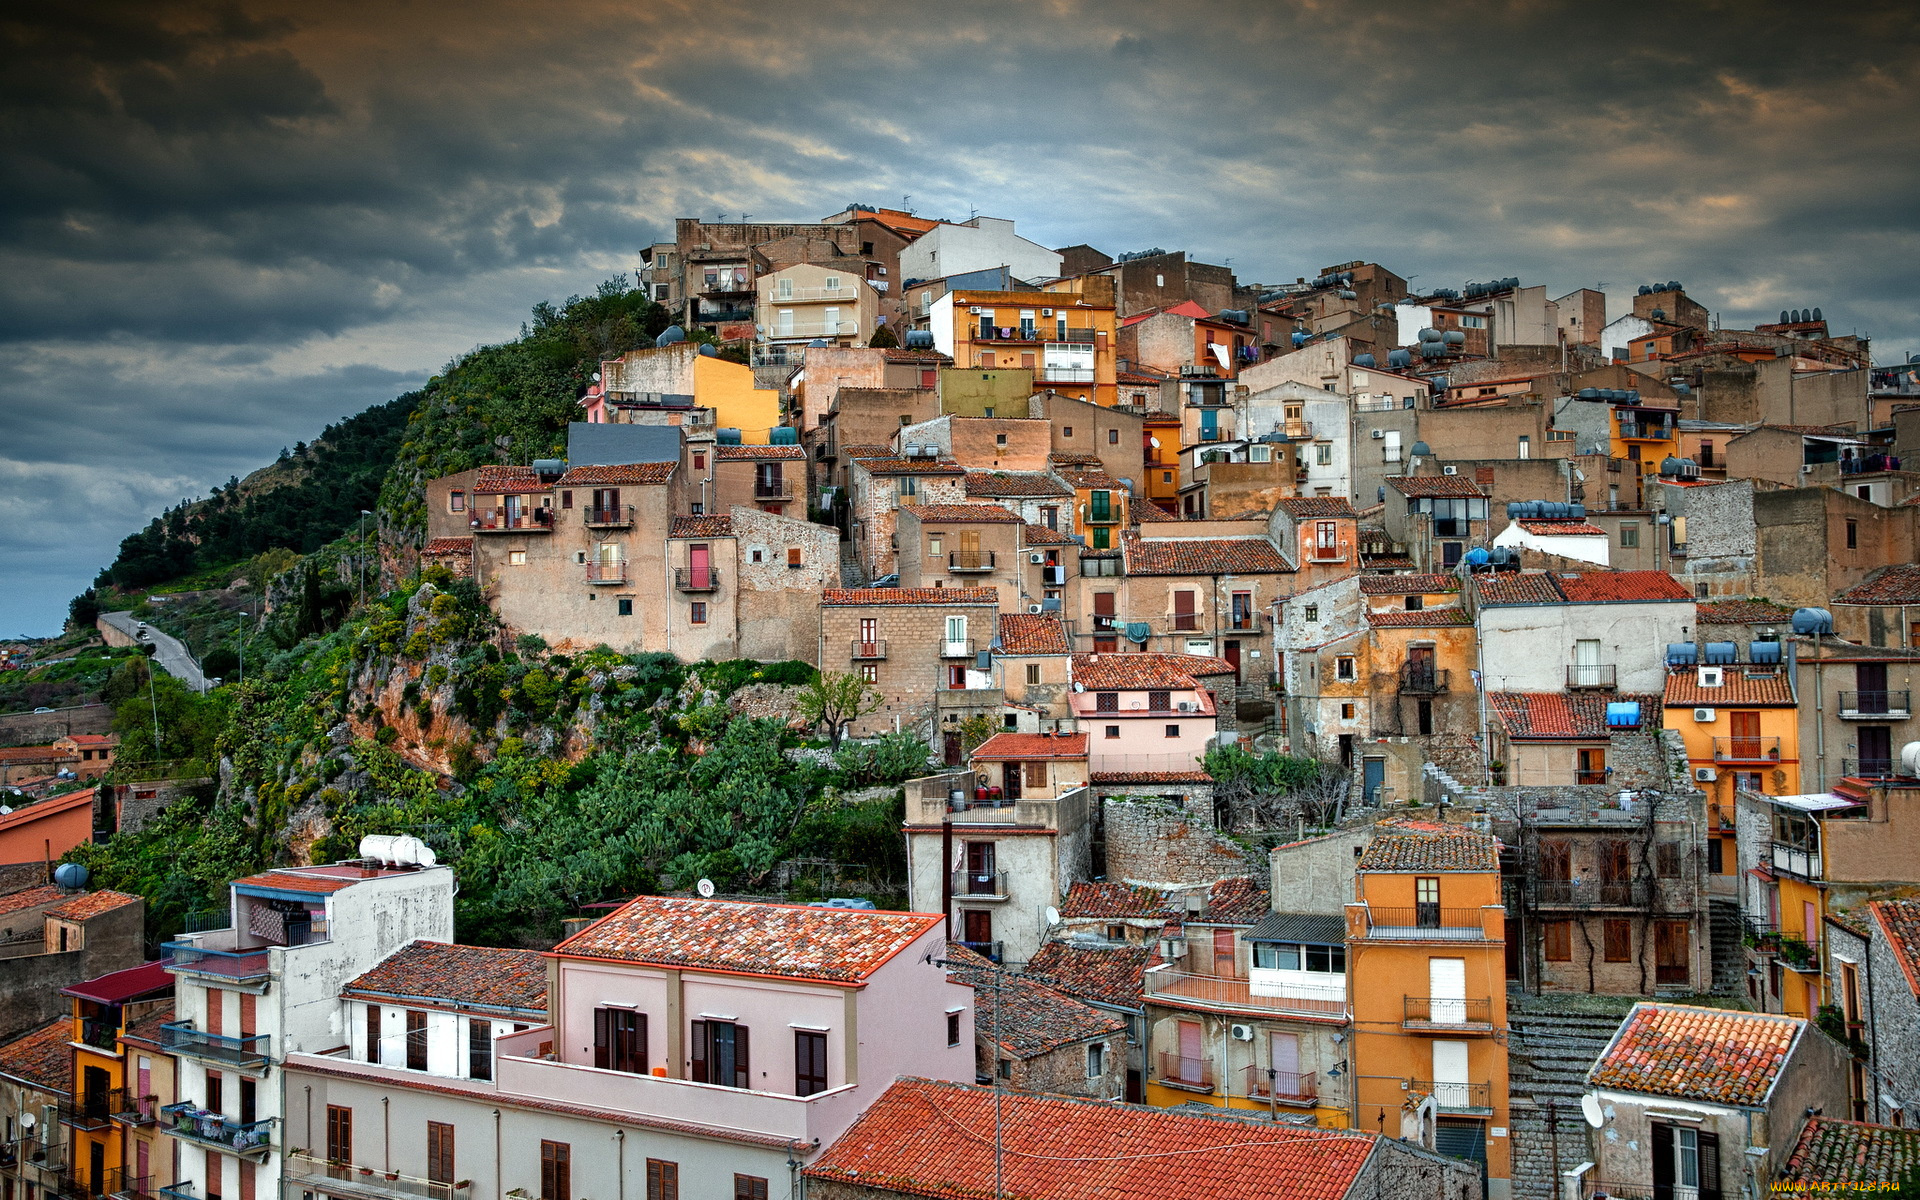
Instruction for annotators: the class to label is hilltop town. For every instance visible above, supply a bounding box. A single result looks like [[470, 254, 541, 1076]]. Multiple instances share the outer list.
[[5, 207, 1920, 1200]]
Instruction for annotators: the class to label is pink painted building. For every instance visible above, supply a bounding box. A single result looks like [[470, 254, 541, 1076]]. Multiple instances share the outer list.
[[1069, 653, 1237, 775]]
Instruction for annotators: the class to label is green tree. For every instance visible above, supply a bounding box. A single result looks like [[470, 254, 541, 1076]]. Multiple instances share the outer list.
[[298, 567, 324, 639], [796, 671, 885, 747], [867, 324, 900, 349], [68, 589, 101, 631]]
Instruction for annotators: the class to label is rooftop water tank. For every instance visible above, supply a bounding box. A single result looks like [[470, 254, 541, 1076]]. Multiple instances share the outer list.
[[531, 458, 565, 476], [1292, 331, 1309, 347], [1903, 741, 1920, 779], [1465, 547, 1490, 566], [1418, 328, 1442, 343], [1813, 307, 1823, 321], [716, 428, 742, 445], [1410, 441, 1432, 457], [1750, 641, 1782, 665], [904, 330, 936, 349], [53, 863, 88, 890], [698, 344, 718, 356], [1219, 309, 1249, 323], [359, 834, 438, 868], [1606, 702, 1641, 728], [1567, 503, 1586, 520], [1354, 353, 1377, 367], [1443, 330, 1466, 345], [1660, 456, 1685, 476], [1791, 607, 1834, 636], [1666, 643, 1698, 665], [769, 426, 799, 445], [1388, 349, 1412, 368], [655, 325, 686, 346], [1702, 642, 1738, 665]]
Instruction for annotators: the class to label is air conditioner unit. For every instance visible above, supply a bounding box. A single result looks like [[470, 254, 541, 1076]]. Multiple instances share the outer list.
[[1230, 1024, 1255, 1042], [1041, 308, 1054, 317], [1027, 604, 1044, 615], [1693, 707, 1716, 723], [1159, 937, 1187, 959], [1030, 552, 1046, 564], [1442, 465, 1459, 475], [969, 307, 986, 315], [1176, 701, 1194, 712], [1371, 429, 1387, 439], [1693, 767, 1718, 783]]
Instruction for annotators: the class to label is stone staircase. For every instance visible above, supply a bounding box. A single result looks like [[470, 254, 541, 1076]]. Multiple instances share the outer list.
[[1709, 897, 1745, 996], [838, 540, 866, 587], [1506, 999, 1633, 1200]]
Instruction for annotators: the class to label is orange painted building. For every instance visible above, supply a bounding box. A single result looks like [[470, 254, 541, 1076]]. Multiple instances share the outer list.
[[933, 289, 1118, 407], [0, 788, 97, 868], [1346, 822, 1511, 1194]]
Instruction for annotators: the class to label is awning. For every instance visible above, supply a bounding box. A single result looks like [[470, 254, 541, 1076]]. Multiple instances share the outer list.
[[61, 960, 172, 1005], [1245, 912, 1347, 945], [1765, 793, 1861, 813]]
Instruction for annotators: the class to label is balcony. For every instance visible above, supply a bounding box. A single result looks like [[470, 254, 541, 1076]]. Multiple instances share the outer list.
[[774, 285, 862, 303], [1713, 735, 1782, 763], [16, 1139, 64, 1172], [1039, 367, 1096, 384], [158, 1185, 201, 1200], [698, 270, 754, 296], [695, 307, 755, 324], [1841, 757, 1896, 778], [1616, 419, 1675, 441], [1079, 503, 1120, 525], [1576, 1181, 1653, 1200], [1358, 907, 1491, 941], [163, 937, 272, 983], [1576, 769, 1610, 785], [950, 870, 1008, 900], [469, 510, 553, 533], [1708, 803, 1735, 832], [1399, 664, 1450, 694], [976, 325, 1099, 344], [1157, 1052, 1214, 1092], [1410, 1079, 1494, 1115], [1226, 614, 1266, 633], [583, 505, 634, 529], [947, 550, 996, 573], [160, 1021, 271, 1072], [849, 640, 888, 660], [1770, 840, 1822, 880], [78, 1016, 121, 1051], [940, 639, 975, 658], [112, 1092, 158, 1127], [107, 1168, 157, 1200], [753, 480, 798, 501], [584, 562, 627, 585], [1244, 1066, 1317, 1104], [769, 320, 858, 340], [673, 567, 721, 592], [285, 1153, 472, 1200], [1839, 690, 1911, 719], [59, 1088, 125, 1131], [1534, 879, 1651, 908], [1566, 663, 1618, 690], [160, 1103, 274, 1157], [56, 1166, 109, 1198], [1402, 996, 1495, 1034], [1143, 967, 1347, 1018], [956, 939, 1002, 962]]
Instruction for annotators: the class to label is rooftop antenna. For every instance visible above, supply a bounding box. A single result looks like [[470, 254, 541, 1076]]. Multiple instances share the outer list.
[[717, 212, 727, 223], [902, 195, 912, 214], [740, 213, 752, 223]]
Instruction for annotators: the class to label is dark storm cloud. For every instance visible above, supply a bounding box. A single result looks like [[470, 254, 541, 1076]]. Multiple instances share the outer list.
[[3, 0, 1917, 632]]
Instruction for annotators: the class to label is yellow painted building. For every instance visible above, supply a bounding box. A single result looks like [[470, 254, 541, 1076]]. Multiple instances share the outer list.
[[934, 289, 1117, 408], [60, 961, 173, 1200], [1664, 663, 1802, 905], [1606, 399, 1681, 476]]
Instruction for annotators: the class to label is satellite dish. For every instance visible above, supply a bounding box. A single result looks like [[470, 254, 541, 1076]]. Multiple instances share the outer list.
[[696, 879, 715, 899], [1581, 1093, 1605, 1128], [1044, 906, 1061, 927]]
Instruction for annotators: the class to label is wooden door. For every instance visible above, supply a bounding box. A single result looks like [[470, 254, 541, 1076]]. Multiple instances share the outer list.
[[1223, 639, 1241, 680], [1176, 1020, 1203, 1083], [1655, 919, 1690, 985], [1730, 710, 1762, 760], [687, 543, 710, 589], [1857, 663, 1889, 713]]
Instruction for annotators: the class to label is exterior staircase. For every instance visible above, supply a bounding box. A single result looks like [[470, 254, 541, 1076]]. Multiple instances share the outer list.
[[838, 540, 866, 587], [1505, 999, 1633, 1200], [1709, 898, 1746, 996]]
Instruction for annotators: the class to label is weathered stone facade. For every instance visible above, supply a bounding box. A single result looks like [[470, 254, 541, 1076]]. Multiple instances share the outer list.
[[1102, 794, 1262, 888]]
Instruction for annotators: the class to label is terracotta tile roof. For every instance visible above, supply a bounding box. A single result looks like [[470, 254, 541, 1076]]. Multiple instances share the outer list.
[[1868, 900, 1920, 997], [1662, 667, 1795, 707], [1202, 876, 1268, 925], [343, 941, 548, 1015], [0, 1019, 71, 1095], [1357, 823, 1501, 873], [715, 444, 804, 460], [0, 746, 73, 765], [1553, 571, 1693, 604], [1367, 609, 1473, 628], [1048, 452, 1104, 468], [1055, 467, 1127, 491], [669, 515, 733, 538], [1778, 1117, 1920, 1186], [903, 503, 1023, 524], [881, 348, 951, 363], [232, 869, 360, 894], [122, 1002, 175, 1050], [822, 587, 998, 606], [946, 946, 1124, 1059], [1133, 502, 1183, 522], [1071, 653, 1236, 691], [1278, 497, 1357, 518], [45, 890, 140, 922], [474, 466, 549, 494], [1360, 574, 1459, 595], [1117, 369, 1170, 384], [853, 456, 966, 477], [971, 732, 1088, 761], [965, 471, 1070, 498], [1122, 533, 1293, 575], [0, 884, 63, 919], [1517, 520, 1609, 536], [1020, 523, 1075, 545], [1488, 691, 1662, 740], [65, 735, 115, 748], [1836, 564, 1920, 605], [1090, 770, 1213, 784], [1698, 599, 1796, 625], [555, 896, 940, 984], [997, 614, 1069, 655], [1362, 555, 1418, 571], [1388, 474, 1487, 498], [1059, 882, 1176, 921], [1024, 942, 1156, 1009], [555, 462, 676, 486], [423, 537, 473, 556], [1474, 573, 1566, 606], [804, 1077, 1377, 1200], [842, 443, 895, 458], [1589, 1003, 1802, 1106]]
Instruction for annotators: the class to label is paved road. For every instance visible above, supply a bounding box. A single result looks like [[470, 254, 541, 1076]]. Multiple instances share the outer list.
[[99, 610, 208, 691]]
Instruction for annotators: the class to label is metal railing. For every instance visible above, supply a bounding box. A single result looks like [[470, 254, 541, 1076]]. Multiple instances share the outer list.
[[1244, 1066, 1316, 1102], [1079, 503, 1120, 525], [1566, 663, 1618, 689], [1714, 736, 1782, 763], [947, 550, 996, 572], [469, 510, 553, 532], [158, 1183, 200, 1200], [584, 562, 628, 584], [753, 480, 797, 500], [1040, 367, 1096, 383], [1399, 664, 1450, 694], [582, 505, 634, 528], [1770, 840, 1821, 880], [1403, 997, 1494, 1027], [113, 1091, 158, 1126], [1616, 420, 1675, 440], [694, 308, 755, 323], [59, 1088, 125, 1130], [950, 870, 1008, 898], [1143, 969, 1346, 1017], [15, 1138, 65, 1171], [849, 640, 888, 660], [1578, 1180, 1654, 1200], [673, 567, 721, 592], [939, 639, 975, 658], [976, 325, 1097, 344], [285, 1153, 471, 1200], [106, 1167, 157, 1200], [1410, 1079, 1492, 1111], [160, 1021, 271, 1071], [79, 1017, 121, 1051], [160, 1103, 274, 1155], [56, 1166, 109, 1198], [1840, 757, 1895, 778], [956, 940, 1002, 962], [1839, 690, 1910, 717], [1360, 908, 1489, 940], [1534, 879, 1650, 907], [1576, 769, 1610, 785], [162, 944, 272, 982], [1157, 1052, 1214, 1089], [772, 284, 861, 302], [1227, 614, 1267, 633]]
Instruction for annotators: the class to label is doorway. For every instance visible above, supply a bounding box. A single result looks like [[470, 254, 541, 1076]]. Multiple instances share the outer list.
[[1362, 756, 1385, 804]]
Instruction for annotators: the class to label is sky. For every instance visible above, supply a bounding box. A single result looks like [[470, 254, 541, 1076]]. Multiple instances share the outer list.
[[3, 0, 1917, 635]]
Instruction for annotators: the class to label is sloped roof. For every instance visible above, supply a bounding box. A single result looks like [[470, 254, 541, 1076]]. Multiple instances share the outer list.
[[0, 884, 63, 919], [1778, 1118, 1920, 1187], [1589, 1003, 1802, 1107], [965, 471, 1070, 498], [423, 537, 473, 556], [1020, 523, 1076, 546], [1698, 599, 1796, 625], [555, 462, 676, 486], [0, 1019, 71, 1095], [1071, 653, 1235, 691], [1517, 520, 1608, 536], [474, 466, 548, 494], [945, 945, 1124, 1059], [997, 614, 1069, 655], [971, 732, 1088, 761], [1278, 497, 1358, 519], [1553, 571, 1693, 604], [1836, 564, 1920, 606], [1367, 609, 1472, 628], [1059, 882, 1176, 921], [232, 870, 359, 895], [1246, 912, 1347, 945], [903, 503, 1024, 523], [1488, 691, 1662, 740], [1387, 475, 1487, 498], [1356, 824, 1500, 873], [344, 941, 549, 1015], [1359, 574, 1459, 595], [821, 587, 998, 606], [1869, 900, 1920, 998], [1475, 573, 1567, 606], [1202, 876, 1269, 925], [1122, 533, 1293, 575], [852, 456, 966, 477], [715, 444, 804, 461], [45, 890, 140, 922], [669, 515, 734, 538], [1024, 942, 1157, 1010], [1663, 668, 1795, 707]]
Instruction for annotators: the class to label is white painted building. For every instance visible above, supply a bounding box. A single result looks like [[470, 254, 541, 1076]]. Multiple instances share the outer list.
[[900, 217, 1062, 285], [1490, 519, 1612, 567], [1473, 570, 1696, 694], [1243, 379, 1353, 499], [1599, 313, 1654, 362]]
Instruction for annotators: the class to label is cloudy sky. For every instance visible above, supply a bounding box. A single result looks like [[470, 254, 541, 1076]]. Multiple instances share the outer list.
[[4, 0, 1917, 634]]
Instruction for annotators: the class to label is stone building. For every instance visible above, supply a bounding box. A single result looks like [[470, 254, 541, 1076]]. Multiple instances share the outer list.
[[818, 588, 1000, 740], [944, 943, 1125, 1100], [844, 450, 967, 578], [0, 887, 146, 1043], [895, 503, 1028, 605]]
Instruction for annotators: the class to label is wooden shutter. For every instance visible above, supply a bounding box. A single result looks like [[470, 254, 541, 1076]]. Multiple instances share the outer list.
[[239, 992, 255, 1035], [733, 1177, 768, 1200], [795, 1031, 827, 1097], [1024, 760, 1047, 789], [1698, 1130, 1722, 1200], [326, 1105, 352, 1165], [365, 1005, 380, 1063], [1651, 1123, 1674, 1200], [239, 1158, 254, 1200], [427, 1122, 454, 1186], [540, 1142, 569, 1200], [594, 1009, 610, 1070], [645, 1161, 678, 1200], [689, 1020, 707, 1083], [733, 1024, 751, 1089], [1545, 921, 1572, 962]]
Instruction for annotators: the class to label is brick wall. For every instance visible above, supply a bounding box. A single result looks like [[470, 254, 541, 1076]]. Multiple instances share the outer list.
[[1102, 795, 1262, 888], [985, 1034, 1125, 1100], [822, 598, 999, 737]]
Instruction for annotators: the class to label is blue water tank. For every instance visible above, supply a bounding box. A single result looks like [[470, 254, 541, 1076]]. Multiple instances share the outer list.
[[1567, 504, 1586, 520], [53, 863, 88, 890], [1666, 643, 1698, 665], [655, 325, 686, 346], [1606, 702, 1641, 728], [1703, 642, 1738, 665], [1813, 307, 1822, 321], [1292, 331, 1308, 347], [1354, 353, 1377, 367], [1465, 547, 1490, 566], [1626, 390, 1641, 404], [1411, 441, 1432, 457], [905, 330, 936, 349], [769, 426, 799, 445], [1792, 607, 1834, 635], [1418, 328, 1442, 343], [1444, 330, 1466, 345], [1388, 349, 1412, 368], [1577, 388, 1600, 400], [716, 428, 742, 445], [1506, 501, 1529, 520], [1750, 641, 1782, 664]]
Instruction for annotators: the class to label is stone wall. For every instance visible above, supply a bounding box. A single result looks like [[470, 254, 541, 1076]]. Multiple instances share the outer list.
[[1102, 795, 1262, 889], [729, 506, 840, 661], [0, 704, 115, 748], [982, 1034, 1126, 1101], [1366, 1137, 1487, 1200], [108, 776, 215, 836], [1867, 920, 1920, 1119]]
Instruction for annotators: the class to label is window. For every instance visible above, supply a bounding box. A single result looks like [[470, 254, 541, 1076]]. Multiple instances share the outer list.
[[788, 547, 802, 568], [1025, 761, 1047, 789], [947, 1012, 962, 1047], [508, 550, 527, 566], [1656, 842, 1681, 879], [1620, 523, 1639, 548], [859, 664, 877, 683], [1653, 1125, 1719, 1200], [692, 451, 706, 471], [594, 1008, 647, 1074], [1025, 663, 1041, 686], [326, 1105, 352, 1168], [1847, 519, 1858, 549], [617, 597, 633, 616], [750, 548, 764, 564], [1039, 505, 1057, 530], [1095, 691, 1119, 712], [1303, 604, 1319, 621], [1087, 1042, 1105, 1077], [1149, 689, 1171, 710], [1545, 921, 1573, 961], [928, 535, 943, 558], [689, 602, 707, 625], [1165, 724, 1180, 738], [644, 1159, 676, 1200], [427, 1123, 454, 1191], [365, 1005, 380, 1063], [449, 490, 465, 513], [1108, 428, 1120, 444], [560, 490, 573, 509], [899, 475, 918, 497], [1335, 657, 1356, 681], [1517, 435, 1531, 459], [794, 1030, 828, 1096], [1316, 443, 1332, 465], [1707, 837, 1724, 874], [406, 1010, 428, 1071], [1406, 595, 1424, 611], [1340, 702, 1355, 719], [1105, 725, 1120, 739], [733, 1178, 768, 1200], [541, 1136, 568, 1198], [468, 1019, 493, 1081], [1604, 919, 1632, 962], [996, 433, 1008, 447], [691, 1020, 750, 1088]]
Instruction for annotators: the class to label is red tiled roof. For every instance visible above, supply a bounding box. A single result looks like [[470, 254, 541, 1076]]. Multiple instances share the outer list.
[[1090, 770, 1214, 784], [122, 1002, 175, 1050], [555, 896, 940, 985], [852, 457, 966, 477], [65, 735, 114, 748], [997, 614, 1069, 655], [1024, 942, 1157, 1009], [946, 945, 1124, 1058], [555, 462, 676, 486], [903, 503, 1023, 524], [881, 349, 952, 363], [45, 890, 140, 922], [1362, 555, 1417, 571], [0, 745, 74, 765], [715, 444, 804, 460], [474, 466, 548, 494], [1836, 565, 1920, 606], [804, 1077, 1377, 1200], [1662, 667, 1795, 707], [1359, 573, 1458, 595], [1589, 1003, 1801, 1106], [0, 884, 63, 919], [344, 941, 548, 1014], [0, 1019, 71, 1095], [62, 960, 172, 1005], [1071, 653, 1236, 691], [1387, 475, 1487, 498], [1869, 900, 1920, 998], [1059, 882, 1176, 921], [1553, 570, 1693, 604], [1698, 599, 1796, 625], [1367, 609, 1472, 628], [822, 588, 998, 606], [1202, 876, 1269, 925], [1133, 502, 1183, 522], [1474, 573, 1566, 605], [1357, 823, 1500, 873], [423, 537, 473, 556], [232, 870, 360, 894], [1056, 467, 1128, 491], [972, 732, 1087, 761], [1122, 533, 1293, 575], [669, 515, 733, 538], [1278, 497, 1358, 519], [1778, 1117, 1920, 1187], [1020, 523, 1075, 545], [1488, 691, 1662, 740], [1517, 520, 1609, 536], [965, 471, 1070, 498], [841, 444, 896, 458]]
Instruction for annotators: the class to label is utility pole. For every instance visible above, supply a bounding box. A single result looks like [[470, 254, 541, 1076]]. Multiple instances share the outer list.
[[144, 649, 162, 758], [929, 952, 1007, 1200]]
